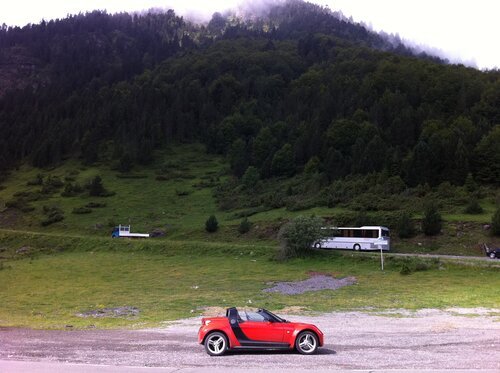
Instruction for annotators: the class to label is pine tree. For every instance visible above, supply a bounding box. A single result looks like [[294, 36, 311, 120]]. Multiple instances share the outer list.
[[422, 201, 442, 236], [205, 215, 219, 233]]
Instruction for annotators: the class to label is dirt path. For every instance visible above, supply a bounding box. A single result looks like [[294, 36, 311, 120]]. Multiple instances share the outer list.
[[1, 309, 499, 370]]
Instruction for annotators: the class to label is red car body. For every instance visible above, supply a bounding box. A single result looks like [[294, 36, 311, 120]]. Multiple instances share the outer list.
[[198, 307, 324, 355]]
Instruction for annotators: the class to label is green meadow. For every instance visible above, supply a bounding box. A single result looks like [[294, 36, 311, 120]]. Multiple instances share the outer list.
[[1, 231, 499, 329], [0, 144, 499, 329]]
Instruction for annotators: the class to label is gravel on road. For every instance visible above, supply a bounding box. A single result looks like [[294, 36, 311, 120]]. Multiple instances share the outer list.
[[0, 309, 499, 370]]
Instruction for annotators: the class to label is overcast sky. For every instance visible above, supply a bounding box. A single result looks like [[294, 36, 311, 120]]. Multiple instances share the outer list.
[[1, 0, 499, 70]]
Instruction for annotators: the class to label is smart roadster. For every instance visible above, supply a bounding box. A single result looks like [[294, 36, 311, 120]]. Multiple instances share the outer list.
[[198, 307, 324, 356]]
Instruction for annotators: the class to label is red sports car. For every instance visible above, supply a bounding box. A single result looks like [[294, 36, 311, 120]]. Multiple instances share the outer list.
[[198, 307, 324, 356]]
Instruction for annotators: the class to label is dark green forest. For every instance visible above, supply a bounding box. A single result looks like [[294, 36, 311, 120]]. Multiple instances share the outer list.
[[0, 0, 499, 188]]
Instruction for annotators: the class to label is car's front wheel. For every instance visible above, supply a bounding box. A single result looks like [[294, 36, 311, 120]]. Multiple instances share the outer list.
[[295, 331, 318, 355], [204, 332, 228, 356], [490, 252, 497, 259]]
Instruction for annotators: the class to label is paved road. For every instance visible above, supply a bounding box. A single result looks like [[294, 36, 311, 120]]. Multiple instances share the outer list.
[[1, 309, 499, 371], [1, 360, 499, 373]]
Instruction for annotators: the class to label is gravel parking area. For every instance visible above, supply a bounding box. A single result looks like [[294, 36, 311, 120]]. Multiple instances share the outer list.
[[1, 308, 499, 370]]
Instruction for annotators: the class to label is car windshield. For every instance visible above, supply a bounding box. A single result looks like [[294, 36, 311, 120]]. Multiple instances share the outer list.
[[235, 308, 286, 323], [260, 309, 286, 323]]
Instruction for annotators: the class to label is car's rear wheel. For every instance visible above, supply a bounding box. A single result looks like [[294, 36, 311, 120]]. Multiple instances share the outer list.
[[353, 244, 361, 251], [295, 331, 318, 355], [314, 242, 322, 249], [205, 332, 228, 356], [490, 252, 497, 259]]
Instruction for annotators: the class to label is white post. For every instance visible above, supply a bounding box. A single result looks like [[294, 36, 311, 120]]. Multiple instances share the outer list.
[[380, 246, 384, 271]]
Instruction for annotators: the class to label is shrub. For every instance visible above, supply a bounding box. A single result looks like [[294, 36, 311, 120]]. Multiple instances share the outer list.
[[27, 173, 44, 186], [464, 198, 483, 214], [72, 183, 84, 193], [242, 166, 260, 189], [304, 156, 321, 174], [175, 189, 191, 196], [400, 263, 412, 275], [285, 198, 315, 212], [20, 205, 35, 212], [396, 212, 415, 238], [238, 218, 252, 234], [88, 175, 105, 196], [464, 173, 477, 193], [41, 214, 64, 226], [99, 190, 116, 197], [262, 191, 285, 209], [277, 215, 323, 259], [354, 210, 370, 226], [115, 173, 147, 179], [205, 215, 219, 233], [72, 207, 92, 214], [46, 176, 64, 188], [41, 205, 64, 226], [492, 208, 500, 236], [85, 202, 106, 208], [118, 153, 133, 173], [422, 201, 442, 236], [395, 257, 441, 275]]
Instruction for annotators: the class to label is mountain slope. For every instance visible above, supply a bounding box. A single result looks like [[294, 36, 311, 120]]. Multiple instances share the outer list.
[[0, 0, 499, 188]]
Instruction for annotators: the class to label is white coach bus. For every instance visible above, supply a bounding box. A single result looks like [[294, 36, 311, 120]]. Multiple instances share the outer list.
[[313, 226, 390, 251]]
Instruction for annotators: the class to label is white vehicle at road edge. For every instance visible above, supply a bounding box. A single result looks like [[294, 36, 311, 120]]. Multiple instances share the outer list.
[[314, 226, 390, 251]]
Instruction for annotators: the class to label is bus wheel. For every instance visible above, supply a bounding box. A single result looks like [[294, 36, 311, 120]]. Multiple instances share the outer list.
[[353, 244, 361, 251], [314, 242, 322, 249]]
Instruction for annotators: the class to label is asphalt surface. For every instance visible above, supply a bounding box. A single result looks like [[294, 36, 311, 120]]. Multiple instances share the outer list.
[[1, 361, 499, 373], [0, 309, 499, 371]]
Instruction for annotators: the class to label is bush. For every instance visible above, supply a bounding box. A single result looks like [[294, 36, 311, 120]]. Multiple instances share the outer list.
[[396, 212, 415, 238], [41, 214, 64, 226], [241, 166, 260, 189], [61, 182, 84, 197], [118, 153, 133, 173], [115, 173, 147, 179], [85, 202, 106, 208], [353, 210, 370, 226], [175, 189, 191, 196], [400, 263, 412, 275], [72, 207, 92, 214], [464, 198, 483, 214], [88, 175, 105, 196], [205, 215, 219, 233], [46, 176, 64, 188], [422, 201, 442, 236], [41, 205, 64, 226], [277, 215, 323, 259], [492, 208, 500, 236], [394, 257, 441, 275], [27, 173, 44, 186], [238, 218, 252, 234]]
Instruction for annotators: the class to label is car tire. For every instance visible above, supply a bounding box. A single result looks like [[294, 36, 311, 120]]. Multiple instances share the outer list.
[[353, 244, 361, 251], [204, 332, 228, 356], [314, 242, 322, 249], [295, 331, 318, 355], [490, 252, 496, 259]]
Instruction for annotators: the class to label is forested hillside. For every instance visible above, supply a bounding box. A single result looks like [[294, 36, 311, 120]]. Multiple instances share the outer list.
[[0, 0, 499, 188]]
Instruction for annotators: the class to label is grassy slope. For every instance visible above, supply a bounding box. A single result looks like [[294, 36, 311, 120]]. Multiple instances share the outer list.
[[0, 144, 496, 252], [1, 231, 499, 329], [0, 144, 499, 329]]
